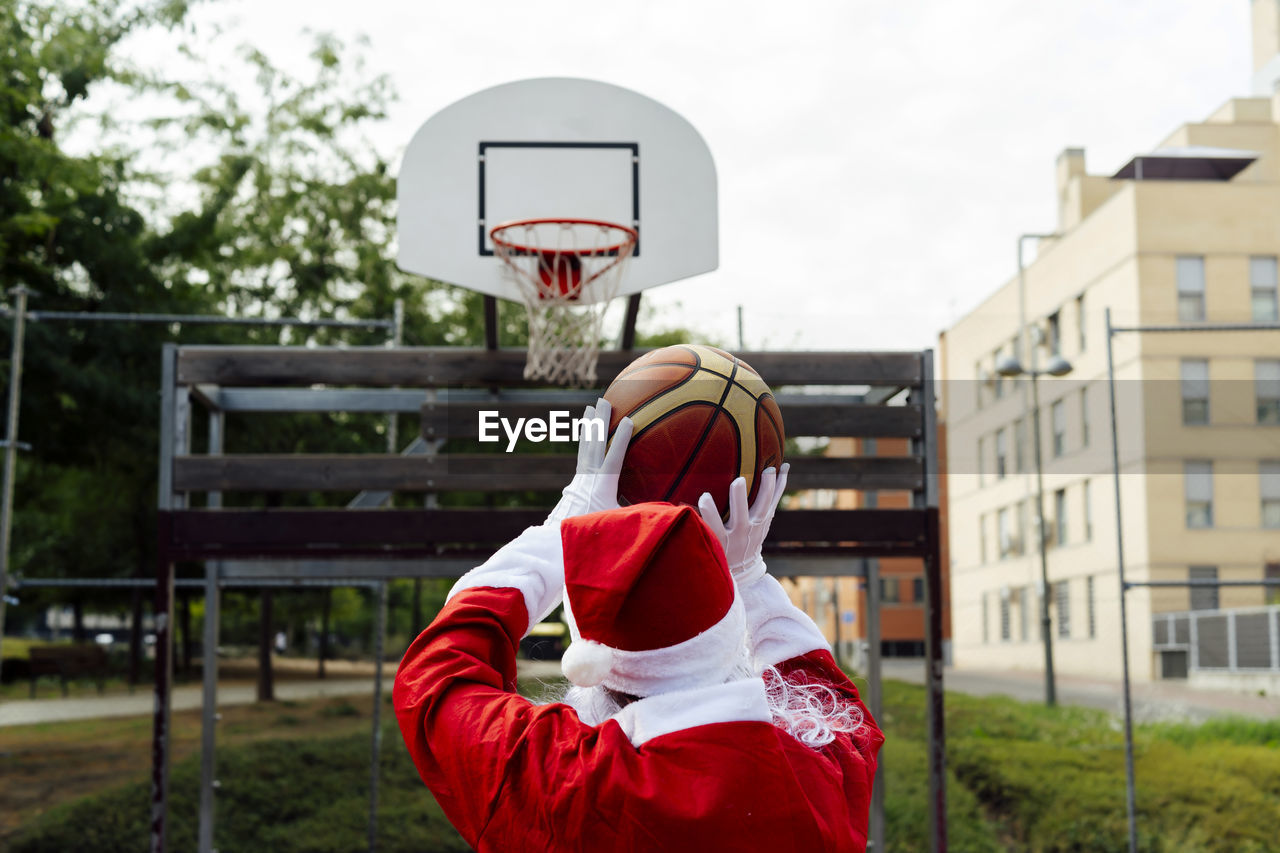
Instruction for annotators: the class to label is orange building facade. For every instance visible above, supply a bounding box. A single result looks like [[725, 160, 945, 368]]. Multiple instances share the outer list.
[[786, 426, 952, 670]]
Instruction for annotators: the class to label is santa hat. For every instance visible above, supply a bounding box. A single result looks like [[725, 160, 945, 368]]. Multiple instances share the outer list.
[[559, 503, 746, 697]]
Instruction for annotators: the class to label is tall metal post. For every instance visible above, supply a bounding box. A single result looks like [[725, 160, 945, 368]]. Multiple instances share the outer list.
[[367, 299, 402, 852], [1029, 368, 1056, 706], [1018, 233, 1059, 707], [865, 558, 884, 853], [1105, 309, 1139, 853], [151, 343, 182, 853], [0, 286, 32, 676], [914, 349, 946, 850], [199, 408, 225, 853], [368, 580, 388, 853]]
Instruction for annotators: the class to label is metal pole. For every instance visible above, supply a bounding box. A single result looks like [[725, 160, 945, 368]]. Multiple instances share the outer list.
[[865, 558, 885, 853], [1106, 308, 1139, 853], [1018, 234, 1059, 708], [737, 305, 745, 351], [1030, 369, 1056, 706], [199, 408, 225, 853], [386, 300, 404, 453], [923, 508, 947, 853], [367, 579, 388, 853], [831, 578, 842, 669], [0, 286, 31, 678], [368, 301, 401, 853], [151, 344, 179, 853], [914, 350, 946, 851]]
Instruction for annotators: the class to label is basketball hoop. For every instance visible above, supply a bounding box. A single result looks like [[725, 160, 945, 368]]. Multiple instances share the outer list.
[[491, 218, 638, 386]]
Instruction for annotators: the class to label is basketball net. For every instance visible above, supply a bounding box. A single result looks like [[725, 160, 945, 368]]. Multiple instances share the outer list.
[[491, 218, 638, 387]]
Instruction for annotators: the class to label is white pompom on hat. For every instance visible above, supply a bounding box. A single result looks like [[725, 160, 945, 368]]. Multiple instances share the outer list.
[[559, 503, 745, 697]]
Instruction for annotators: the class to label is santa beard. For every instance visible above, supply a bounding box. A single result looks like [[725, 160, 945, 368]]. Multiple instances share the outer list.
[[550, 640, 866, 749]]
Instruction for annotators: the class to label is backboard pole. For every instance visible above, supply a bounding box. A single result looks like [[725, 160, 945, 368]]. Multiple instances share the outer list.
[[484, 296, 499, 350], [620, 293, 642, 350]]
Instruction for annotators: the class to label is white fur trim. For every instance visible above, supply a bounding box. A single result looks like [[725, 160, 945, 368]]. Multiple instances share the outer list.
[[739, 574, 829, 668], [447, 523, 565, 635], [561, 640, 613, 687], [612, 677, 771, 747], [563, 590, 748, 697]]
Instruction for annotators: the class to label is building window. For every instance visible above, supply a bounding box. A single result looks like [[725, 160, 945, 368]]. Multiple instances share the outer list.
[[912, 577, 924, 603], [979, 514, 988, 563], [1016, 500, 1028, 555], [983, 593, 990, 643], [977, 436, 987, 485], [1076, 293, 1086, 352], [1185, 461, 1213, 528], [1083, 479, 1093, 541], [997, 507, 1011, 558], [1189, 566, 1219, 611], [995, 428, 1008, 479], [1086, 576, 1096, 638], [880, 577, 900, 604], [1267, 563, 1280, 607], [1053, 488, 1067, 546], [1176, 255, 1206, 322], [999, 591, 1011, 641], [1055, 580, 1071, 638], [1262, 461, 1280, 529], [1258, 360, 1280, 425], [863, 437, 878, 456], [1252, 256, 1279, 323], [975, 360, 985, 410], [1013, 417, 1026, 473], [1051, 399, 1066, 457], [1046, 311, 1062, 357], [1020, 587, 1032, 641], [863, 491, 879, 508], [1180, 359, 1209, 425], [1079, 387, 1090, 448]]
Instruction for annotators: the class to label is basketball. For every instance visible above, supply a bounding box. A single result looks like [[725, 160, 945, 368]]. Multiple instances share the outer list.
[[603, 344, 785, 517]]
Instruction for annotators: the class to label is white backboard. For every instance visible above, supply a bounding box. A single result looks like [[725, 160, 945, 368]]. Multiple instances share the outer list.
[[397, 78, 718, 303]]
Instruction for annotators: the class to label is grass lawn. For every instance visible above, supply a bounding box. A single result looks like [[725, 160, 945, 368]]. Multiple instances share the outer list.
[[4, 677, 1280, 852]]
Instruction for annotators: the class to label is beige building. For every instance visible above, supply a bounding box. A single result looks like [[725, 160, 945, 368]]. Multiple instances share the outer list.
[[939, 3, 1280, 685]]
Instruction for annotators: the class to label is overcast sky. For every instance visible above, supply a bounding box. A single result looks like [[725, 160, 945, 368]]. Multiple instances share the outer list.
[[119, 0, 1253, 351]]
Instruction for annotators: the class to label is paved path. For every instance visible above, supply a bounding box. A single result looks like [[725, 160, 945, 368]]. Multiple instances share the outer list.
[[0, 659, 563, 728], [880, 660, 1280, 722], [5, 658, 1275, 727], [0, 678, 379, 727]]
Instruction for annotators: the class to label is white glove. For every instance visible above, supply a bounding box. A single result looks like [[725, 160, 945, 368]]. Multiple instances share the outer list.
[[448, 523, 566, 633], [547, 398, 634, 523], [697, 463, 789, 586]]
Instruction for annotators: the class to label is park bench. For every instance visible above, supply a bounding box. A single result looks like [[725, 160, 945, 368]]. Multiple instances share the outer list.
[[27, 644, 109, 698]]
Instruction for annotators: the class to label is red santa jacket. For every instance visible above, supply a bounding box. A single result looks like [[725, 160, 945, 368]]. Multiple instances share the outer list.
[[394, 585, 883, 853]]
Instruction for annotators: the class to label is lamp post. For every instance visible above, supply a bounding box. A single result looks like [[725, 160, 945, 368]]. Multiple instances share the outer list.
[[997, 351, 1072, 706]]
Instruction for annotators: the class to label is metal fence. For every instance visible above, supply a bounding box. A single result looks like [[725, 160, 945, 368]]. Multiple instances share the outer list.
[[1152, 605, 1280, 674]]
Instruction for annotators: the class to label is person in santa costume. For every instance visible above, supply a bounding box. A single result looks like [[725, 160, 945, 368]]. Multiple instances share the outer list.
[[394, 401, 883, 852]]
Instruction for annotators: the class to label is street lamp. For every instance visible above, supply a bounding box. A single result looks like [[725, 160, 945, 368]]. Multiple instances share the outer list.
[[996, 350, 1072, 706]]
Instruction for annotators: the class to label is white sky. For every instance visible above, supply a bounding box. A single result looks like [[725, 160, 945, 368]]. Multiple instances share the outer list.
[[116, 0, 1253, 351]]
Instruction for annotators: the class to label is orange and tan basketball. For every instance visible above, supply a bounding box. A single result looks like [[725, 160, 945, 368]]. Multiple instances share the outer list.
[[604, 344, 785, 517]]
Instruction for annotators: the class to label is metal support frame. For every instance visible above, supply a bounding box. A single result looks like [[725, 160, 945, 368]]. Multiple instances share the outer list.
[[0, 286, 32, 681], [150, 344, 948, 852], [1105, 310, 1280, 853]]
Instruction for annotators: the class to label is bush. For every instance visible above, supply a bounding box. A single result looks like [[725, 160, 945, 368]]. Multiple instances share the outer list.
[[9, 729, 471, 853]]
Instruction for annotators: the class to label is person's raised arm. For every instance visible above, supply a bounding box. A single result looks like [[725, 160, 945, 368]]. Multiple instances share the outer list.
[[698, 465, 831, 670]]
